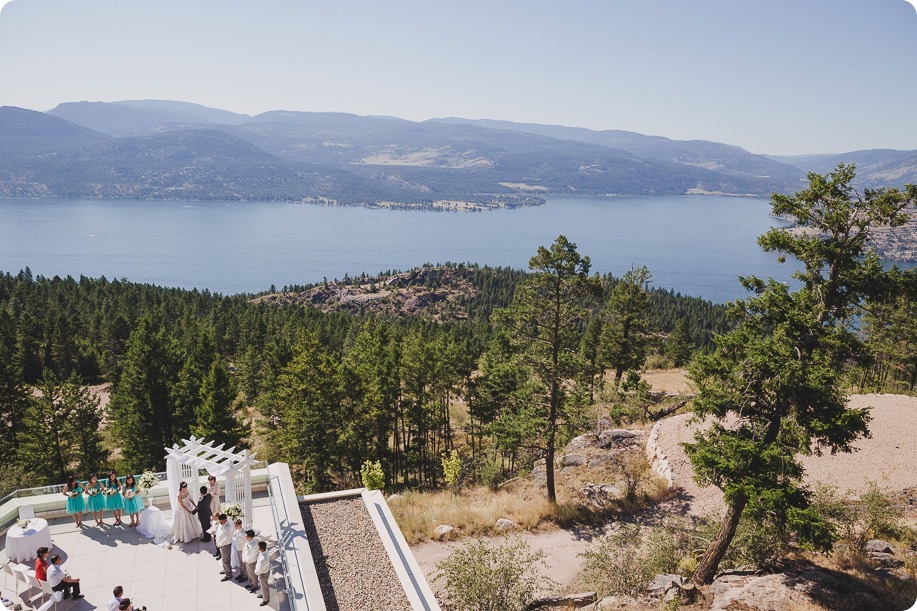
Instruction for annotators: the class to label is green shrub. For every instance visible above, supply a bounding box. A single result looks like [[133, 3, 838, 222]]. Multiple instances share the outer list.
[[360, 460, 385, 490], [436, 537, 548, 611], [580, 524, 652, 597], [442, 449, 462, 491]]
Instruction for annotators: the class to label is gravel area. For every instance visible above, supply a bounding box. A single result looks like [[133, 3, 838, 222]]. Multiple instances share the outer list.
[[300, 496, 412, 611], [655, 394, 917, 517]]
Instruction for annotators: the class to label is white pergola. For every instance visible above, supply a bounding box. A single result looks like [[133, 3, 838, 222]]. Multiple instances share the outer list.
[[164, 436, 258, 524]]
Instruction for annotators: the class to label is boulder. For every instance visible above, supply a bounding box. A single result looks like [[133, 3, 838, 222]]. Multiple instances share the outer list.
[[387, 493, 403, 502], [869, 552, 904, 568], [647, 573, 683, 595], [566, 434, 598, 452], [597, 428, 639, 448], [866, 539, 894, 554], [562, 453, 586, 467], [433, 524, 454, 539], [495, 518, 515, 530], [529, 592, 597, 609]]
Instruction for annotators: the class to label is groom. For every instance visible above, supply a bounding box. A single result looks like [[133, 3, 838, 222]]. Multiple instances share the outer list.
[[194, 486, 213, 542]]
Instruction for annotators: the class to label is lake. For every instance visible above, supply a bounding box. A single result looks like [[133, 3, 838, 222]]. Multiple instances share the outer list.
[[0, 195, 801, 303]]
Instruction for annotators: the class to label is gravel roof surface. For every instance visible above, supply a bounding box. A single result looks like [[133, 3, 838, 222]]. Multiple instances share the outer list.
[[300, 496, 412, 611]]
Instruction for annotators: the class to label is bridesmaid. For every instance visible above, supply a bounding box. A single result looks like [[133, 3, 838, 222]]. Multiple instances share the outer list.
[[122, 474, 144, 527], [85, 473, 106, 527], [63, 475, 85, 527], [105, 471, 125, 526]]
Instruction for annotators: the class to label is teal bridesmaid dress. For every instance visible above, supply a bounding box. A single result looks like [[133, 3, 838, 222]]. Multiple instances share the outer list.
[[65, 485, 85, 514], [105, 478, 124, 511], [123, 483, 144, 515], [86, 482, 106, 512]]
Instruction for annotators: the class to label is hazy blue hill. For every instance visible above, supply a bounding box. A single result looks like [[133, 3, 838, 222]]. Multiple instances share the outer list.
[[429, 117, 805, 188], [770, 149, 917, 188], [0, 106, 109, 154], [47, 100, 249, 136]]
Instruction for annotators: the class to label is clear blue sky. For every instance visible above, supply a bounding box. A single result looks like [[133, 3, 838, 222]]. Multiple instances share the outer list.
[[1, 0, 915, 154]]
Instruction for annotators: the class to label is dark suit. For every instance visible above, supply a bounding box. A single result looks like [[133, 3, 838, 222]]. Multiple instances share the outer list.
[[195, 492, 213, 541]]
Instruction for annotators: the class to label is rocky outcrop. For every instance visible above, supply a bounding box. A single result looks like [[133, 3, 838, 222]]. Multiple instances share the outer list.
[[646, 420, 674, 487]]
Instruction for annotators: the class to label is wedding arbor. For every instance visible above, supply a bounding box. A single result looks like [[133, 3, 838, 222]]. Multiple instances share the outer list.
[[164, 436, 258, 523]]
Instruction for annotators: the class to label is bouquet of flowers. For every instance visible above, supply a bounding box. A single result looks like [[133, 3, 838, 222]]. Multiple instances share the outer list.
[[65, 489, 79, 498], [123, 488, 135, 499], [16, 519, 30, 529], [221, 502, 243, 521], [103, 487, 116, 497], [86, 488, 98, 497], [137, 471, 159, 491]]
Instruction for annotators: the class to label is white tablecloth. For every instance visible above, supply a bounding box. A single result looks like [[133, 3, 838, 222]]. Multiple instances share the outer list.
[[137, 505, 171, 544], [4, 517, 52, 562]]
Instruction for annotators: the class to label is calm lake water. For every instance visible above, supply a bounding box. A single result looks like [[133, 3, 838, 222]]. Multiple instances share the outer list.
[[0, 195, 801, 303]]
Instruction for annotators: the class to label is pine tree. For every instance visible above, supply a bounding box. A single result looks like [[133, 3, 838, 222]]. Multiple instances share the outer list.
[[664, 319, 694, 367], [686, 165, 916, 584], [0, 309, 29, 464], [193, 358, 243, 448], [602, 266, 651, 386], [108, 318, 180, 472], [494, 235, 601, 503]]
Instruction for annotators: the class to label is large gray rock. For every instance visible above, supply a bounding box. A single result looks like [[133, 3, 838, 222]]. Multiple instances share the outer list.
[[869, 552, 904, 568], [597, 428, 640, 448], [433, 524, 454, 539], [566, 434, 599, 452], [562, 453, 586, 467], [495, 518, 515, 530], [866, 539, 894, 554], [647, 573, 683, 595], [710, 566, 885, 611]]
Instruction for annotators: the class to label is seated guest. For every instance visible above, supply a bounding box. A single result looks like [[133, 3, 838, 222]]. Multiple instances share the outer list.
[[34, 547, 50, 582], [107, 585, 124, 611], [47, 555, 83, 600]]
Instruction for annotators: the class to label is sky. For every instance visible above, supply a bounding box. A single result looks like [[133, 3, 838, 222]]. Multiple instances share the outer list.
[[0, 0, 915, 155]]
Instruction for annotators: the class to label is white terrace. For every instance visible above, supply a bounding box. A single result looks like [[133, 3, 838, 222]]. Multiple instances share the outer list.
[[1, 441, 439, 611]]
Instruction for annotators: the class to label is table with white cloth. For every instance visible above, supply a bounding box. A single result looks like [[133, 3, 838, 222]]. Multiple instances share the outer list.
[[4, 517, 52, 562], [137, 503, 171, 544]]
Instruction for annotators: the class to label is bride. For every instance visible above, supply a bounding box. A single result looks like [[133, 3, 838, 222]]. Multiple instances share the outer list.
[[171, 481, 203, 543]]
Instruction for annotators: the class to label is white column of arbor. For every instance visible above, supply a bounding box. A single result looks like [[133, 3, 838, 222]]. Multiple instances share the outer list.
[[164, 436, 258, 524]]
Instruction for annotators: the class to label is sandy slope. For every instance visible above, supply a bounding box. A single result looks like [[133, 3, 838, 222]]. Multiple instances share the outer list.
[[655, 393, 917, 517]]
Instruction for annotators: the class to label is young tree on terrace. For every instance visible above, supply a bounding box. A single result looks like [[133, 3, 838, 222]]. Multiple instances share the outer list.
[[495, 235, 601, 503], [602, 266, 652, 387], [686, 165, 916, 584]]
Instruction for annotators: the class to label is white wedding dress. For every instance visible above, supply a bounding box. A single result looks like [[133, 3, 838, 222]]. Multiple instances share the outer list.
[[171, 490, 203, 543]]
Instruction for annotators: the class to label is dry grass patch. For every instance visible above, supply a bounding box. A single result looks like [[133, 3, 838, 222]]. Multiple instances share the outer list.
[[391, 485, 560, 544], [641, 368, 695, 395]]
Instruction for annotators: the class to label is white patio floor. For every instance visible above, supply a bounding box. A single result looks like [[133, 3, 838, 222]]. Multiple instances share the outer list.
[[3, 498, 290, 611]]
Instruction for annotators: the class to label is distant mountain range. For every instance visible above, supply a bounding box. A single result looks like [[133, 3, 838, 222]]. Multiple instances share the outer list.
[[0, 100, 914, 207]]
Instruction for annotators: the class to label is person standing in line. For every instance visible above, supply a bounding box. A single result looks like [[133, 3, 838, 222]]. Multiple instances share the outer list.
[[85, 474, 106, 527], [63, 475, 84, 527], [242, 530, 259, 592], [46, 555, 83, 600], [106, 586, 124, 611], [34, 547, 50, 582], [207, 475, 220, 515], [122, 475, 143, 528], [105, 471, 125, 527], [232, 518, 247, 582], [215, 514, 233, 581], [255, 541, 270, 606]]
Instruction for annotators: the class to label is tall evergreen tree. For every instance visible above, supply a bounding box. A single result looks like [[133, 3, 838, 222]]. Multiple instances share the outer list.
[[686, 165, 916, 584], [664, 319, 694, 367], [193, 358, 243, 448], [494, 235, 601, 503], [602, 266, 652, 386], [0, 309, 29, 464], [108, 318, 180, 472]]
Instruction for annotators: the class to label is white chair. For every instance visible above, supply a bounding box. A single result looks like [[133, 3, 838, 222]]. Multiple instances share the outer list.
[[37, 578, 61, 610], [1, 560, 14, 591], [10, 563, 30, 597], [18, 505, 35, 520]]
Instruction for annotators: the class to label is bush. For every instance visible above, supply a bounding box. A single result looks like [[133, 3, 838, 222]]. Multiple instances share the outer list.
[[436, 537, 549, 611], [580, 524, 652, 597], [360, 460, 385, 490], [442, 449, 462, 491]]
